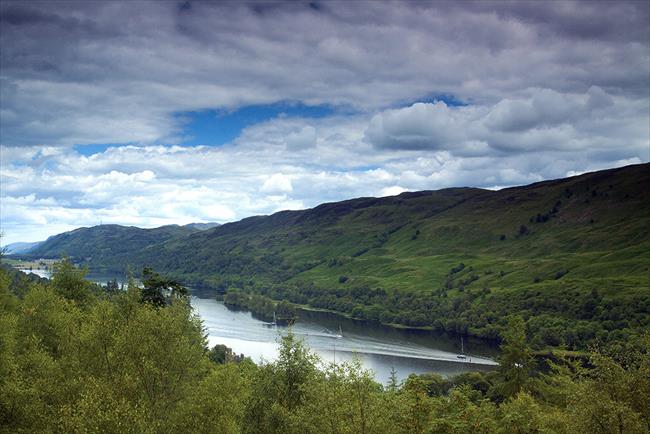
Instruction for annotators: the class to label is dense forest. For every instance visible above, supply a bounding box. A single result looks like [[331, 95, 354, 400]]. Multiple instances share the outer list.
[[1, 262, 648, 433], [223, 289, 297, 324], [17, 164, 650, 351]]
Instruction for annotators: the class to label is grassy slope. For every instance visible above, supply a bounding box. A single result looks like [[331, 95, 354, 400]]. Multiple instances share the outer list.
[[150, 163, 648, 294], [303, 165, 649, 293]]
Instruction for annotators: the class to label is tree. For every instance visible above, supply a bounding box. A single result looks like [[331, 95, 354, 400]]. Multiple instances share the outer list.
[[140, 267, 187, 307], [51, 257, 91, 302], [567, 335, 650, 434], [401, 375, 435, 433], [493, 316, 533, 401], [275, 331, 319, 411], [243, 331, 321, 434], [387, 366, 399, 392], [105, 278, 120, 293]]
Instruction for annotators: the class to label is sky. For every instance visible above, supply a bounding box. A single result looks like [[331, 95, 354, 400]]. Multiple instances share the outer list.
[[1, 0, 649, 245]]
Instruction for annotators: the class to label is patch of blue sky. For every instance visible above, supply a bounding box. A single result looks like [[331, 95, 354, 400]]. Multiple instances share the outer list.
[[70, 102, 338, 155], [396, 93, 468, 108], [71, 96, 460, 156], [177, 101, 336, 147], [73, 143, 123, 156]]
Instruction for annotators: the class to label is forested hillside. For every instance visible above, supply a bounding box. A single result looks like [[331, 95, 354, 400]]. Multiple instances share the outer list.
[[24, 224, 199, 271], [17, 163, 650, 350], [1, 265, 648, 433]]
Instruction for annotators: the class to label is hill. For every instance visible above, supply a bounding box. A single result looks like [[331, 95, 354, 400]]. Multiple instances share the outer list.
[[183, 222, 221, 231], [23, 224, 199, 271], [18, 163, 650, 349], [2, 241, 42, 255]]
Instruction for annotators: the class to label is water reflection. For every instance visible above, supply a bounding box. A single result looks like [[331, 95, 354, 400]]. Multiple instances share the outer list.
[[21, 268, 127, 286], [192, 296, 498, 385]]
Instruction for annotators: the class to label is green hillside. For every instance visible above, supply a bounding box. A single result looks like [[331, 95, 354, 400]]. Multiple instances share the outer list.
[[24, 224, 199, 271], [20, 164, 650, 349]]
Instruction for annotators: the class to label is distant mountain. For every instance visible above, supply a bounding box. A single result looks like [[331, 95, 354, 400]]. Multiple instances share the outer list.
[[183, 222, 221, 231], [23, 224, 199, 271], [2, 241, 43, 255], [18, 164, 650, 349]]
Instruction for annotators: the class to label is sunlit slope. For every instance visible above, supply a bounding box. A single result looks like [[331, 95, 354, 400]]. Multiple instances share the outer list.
[[150, 163, 649, 294], [143, 187, 487, 284]]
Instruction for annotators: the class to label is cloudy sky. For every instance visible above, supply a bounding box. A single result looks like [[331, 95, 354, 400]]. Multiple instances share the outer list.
[[1, 0, 648, 244]]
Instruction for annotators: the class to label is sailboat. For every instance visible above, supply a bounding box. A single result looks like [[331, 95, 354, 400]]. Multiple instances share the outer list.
[[263, 311, 277, 327], [335, 325, 343, 339], [457, 336, 467, 360]]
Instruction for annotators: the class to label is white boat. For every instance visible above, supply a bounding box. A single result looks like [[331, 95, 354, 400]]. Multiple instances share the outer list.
[[312, 326, 343, 339], [262, 311, 277, 327]]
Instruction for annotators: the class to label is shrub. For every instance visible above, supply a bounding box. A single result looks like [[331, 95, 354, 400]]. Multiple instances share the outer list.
[[554, 270, 568, 280]]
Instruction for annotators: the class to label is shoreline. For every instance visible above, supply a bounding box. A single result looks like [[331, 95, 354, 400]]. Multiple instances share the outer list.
[[294, 302, 500, 344]]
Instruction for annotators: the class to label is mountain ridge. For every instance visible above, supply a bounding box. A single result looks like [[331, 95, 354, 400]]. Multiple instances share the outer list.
[[12, 163, 650, 348], [2, 241, 43, 255]]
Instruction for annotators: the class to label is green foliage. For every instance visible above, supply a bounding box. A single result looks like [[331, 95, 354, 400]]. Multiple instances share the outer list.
[[296, 360, 392, 434], [140, 267, 188, 307], [566, 336, 650, 434], [243, 331, 319, 434], [224, 289, 296, 323], [0, 267, 209, 433], [1, 266, 648, 433], [493, 316, 534, 400], [169, 363, 250, 434], [51, 257, 91, 303], [428, 388, 499, 433], [207, 344, 248, 364]]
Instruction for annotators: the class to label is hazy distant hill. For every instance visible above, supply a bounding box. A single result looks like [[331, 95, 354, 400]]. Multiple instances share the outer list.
[[183, 222, 221, 231], [2, 241, 42, 255], [19, 164, 650, 348]]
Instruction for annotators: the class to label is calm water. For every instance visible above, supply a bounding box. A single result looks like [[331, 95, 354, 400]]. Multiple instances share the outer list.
[[23, 268, 499, 384], [192, 295, 498, 384], [27, 269, 129, 286]]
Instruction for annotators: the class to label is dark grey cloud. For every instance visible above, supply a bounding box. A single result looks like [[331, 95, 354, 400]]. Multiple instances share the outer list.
[[1, 0, 648, 146], [489, 0, 649, 43], [365, 87, 647, 159]]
